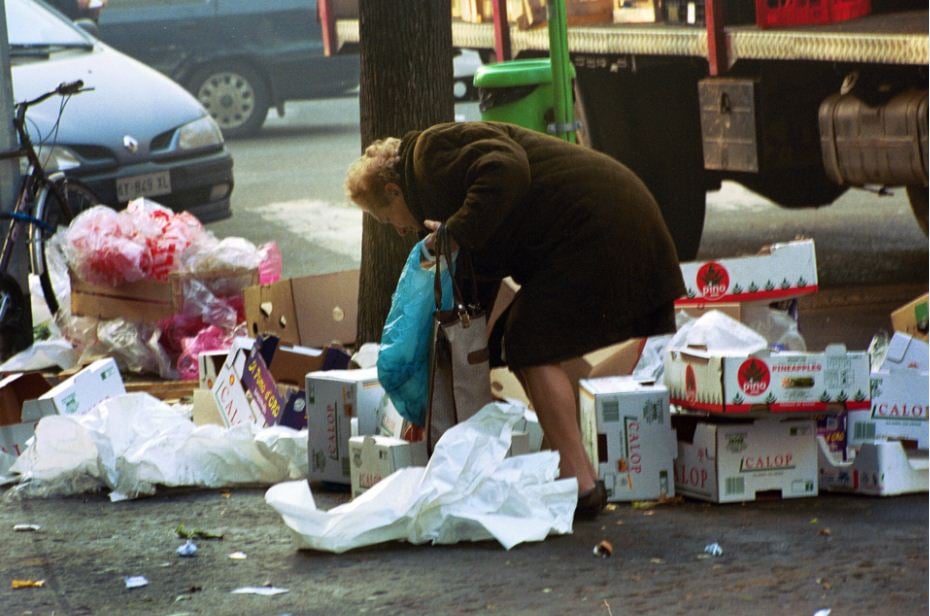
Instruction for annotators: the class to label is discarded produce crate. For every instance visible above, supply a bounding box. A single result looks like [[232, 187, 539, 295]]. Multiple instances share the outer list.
[[70, 267, 258, 323]]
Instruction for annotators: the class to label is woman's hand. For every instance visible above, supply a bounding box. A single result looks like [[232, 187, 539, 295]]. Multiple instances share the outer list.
[[423, 220, 459, 254]]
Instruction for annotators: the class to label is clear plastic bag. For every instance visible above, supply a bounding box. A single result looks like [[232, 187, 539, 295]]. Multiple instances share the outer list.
[[63, 206, 147, 286]]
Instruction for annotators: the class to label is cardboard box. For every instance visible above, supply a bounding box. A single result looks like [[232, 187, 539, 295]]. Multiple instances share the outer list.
[[244, 270, 359, 348], [817, 413, 848, 460], [664, 344, 871, 414], [673, 415, 818, 503], [307, 368, 384, 485], [847, 369, 928, 450], [192, 389, 224, 427], [198, 338, 253, 390], [491, 338, 647, 407], [677, 302, 742, 322], [875, 332, 929, 372], [891, 293, 928, 341], [818, 436, 928, 496], [579, 376, 677, 502], [0, 373, 54, 475], [31, 358, 125, 417], [677, 239, 818, 305], [71, 268, 257, 323], [349, 435, 428, 498], [209, 337, 351, 428]]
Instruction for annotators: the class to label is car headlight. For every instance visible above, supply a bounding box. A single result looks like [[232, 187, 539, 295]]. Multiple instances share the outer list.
[[178, 115, 224, 150], [34, 145, 81, 172]]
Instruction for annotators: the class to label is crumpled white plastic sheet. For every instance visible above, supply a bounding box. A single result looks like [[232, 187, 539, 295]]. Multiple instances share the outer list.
[[0, 337, 79, 372], [668, 310, 768, 354], [265, 402, 577, 553], [8, 393, 308, 501]]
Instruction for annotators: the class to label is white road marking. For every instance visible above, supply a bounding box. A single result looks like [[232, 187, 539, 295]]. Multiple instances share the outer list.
[[254, 199, 363, 260]]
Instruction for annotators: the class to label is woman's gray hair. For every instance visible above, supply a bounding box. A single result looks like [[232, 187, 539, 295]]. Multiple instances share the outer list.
[[345, 137, 401, 210]]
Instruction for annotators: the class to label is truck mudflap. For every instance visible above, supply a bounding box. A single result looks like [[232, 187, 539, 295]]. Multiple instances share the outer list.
[[819, 88, 929, 187]]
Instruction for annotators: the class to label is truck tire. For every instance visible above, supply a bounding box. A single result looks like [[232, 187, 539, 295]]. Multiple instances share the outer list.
[[907, 184, 928, 235], [187, 63, 270, 138]]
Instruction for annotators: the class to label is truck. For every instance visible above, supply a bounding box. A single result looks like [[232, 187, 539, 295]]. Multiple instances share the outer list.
[[317, 0, 927, 259]]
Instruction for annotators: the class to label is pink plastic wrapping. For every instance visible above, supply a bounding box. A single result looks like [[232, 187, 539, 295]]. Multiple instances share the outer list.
[[58, 198, 268, 377], [258, 241, 283, 285]]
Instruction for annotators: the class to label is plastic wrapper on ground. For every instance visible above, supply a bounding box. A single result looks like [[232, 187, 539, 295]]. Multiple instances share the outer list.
[[7, 392, 308, 501], [265, 402, 577, 553]]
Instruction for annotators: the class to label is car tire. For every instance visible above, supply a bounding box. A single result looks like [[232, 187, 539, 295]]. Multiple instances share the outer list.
[[187, 63, 270, 138]]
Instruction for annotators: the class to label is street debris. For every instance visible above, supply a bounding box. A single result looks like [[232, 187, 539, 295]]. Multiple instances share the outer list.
[[176, 540, 198, 557], [13, 524, 40, 532], [11, 579, 45, 589], [176, 524, 224, 541], [231, 586, 289, 596], [631, 495, 685, 510], [649, 557, 664, 564], [704, 542, 724, 557], [603, 599, 614, 616], [124, 576, 149, 589], [8, 393, 308, 501], [593, 539, 613, 558], [266, 403, 576, 553], [819, 528, 832, 537], [813, 610, 832, 616], [228, 552, 247, 560], [604, 503, 618, 512], [816, 577, 832, 590]]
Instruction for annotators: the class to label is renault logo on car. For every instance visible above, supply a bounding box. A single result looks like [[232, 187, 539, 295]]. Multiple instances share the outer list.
[[123, 135, 139, 153]]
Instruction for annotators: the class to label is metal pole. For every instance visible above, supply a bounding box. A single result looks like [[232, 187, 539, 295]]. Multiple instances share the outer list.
[[0, 0, 33, 353], [546, 0, 575, 143]]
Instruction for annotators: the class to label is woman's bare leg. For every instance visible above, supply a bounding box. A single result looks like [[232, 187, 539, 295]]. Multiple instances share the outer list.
[[518, 363, 597, 495]]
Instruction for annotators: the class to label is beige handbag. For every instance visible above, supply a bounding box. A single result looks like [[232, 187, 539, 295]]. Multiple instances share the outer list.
[[426, 226, 494, 452]]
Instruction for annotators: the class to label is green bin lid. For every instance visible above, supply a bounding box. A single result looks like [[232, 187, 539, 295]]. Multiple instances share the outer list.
[[474, 59, 560, 88]]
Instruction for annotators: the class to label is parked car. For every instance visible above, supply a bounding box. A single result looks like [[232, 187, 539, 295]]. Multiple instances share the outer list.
[[95, 0, 360, 137], [9, 0, 233, 222], [93, 0, 483, 138]]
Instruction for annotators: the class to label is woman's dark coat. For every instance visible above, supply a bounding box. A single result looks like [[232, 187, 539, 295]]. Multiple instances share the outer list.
[[396, 121, 686, 369]]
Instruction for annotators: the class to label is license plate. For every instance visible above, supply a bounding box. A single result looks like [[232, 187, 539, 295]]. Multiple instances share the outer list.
[[116, 171, 171, 202]]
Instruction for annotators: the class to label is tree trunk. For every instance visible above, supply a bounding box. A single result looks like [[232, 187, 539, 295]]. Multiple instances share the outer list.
[[356, 0, 454, 345]]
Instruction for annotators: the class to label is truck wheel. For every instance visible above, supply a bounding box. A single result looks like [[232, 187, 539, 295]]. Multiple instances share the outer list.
[[188, 64, 270, 138], [906, 184, 928, 235]]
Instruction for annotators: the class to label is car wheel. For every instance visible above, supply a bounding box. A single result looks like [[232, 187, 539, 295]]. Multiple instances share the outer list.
[[453, 78, 476, 101], [188, 64, 270, 138]]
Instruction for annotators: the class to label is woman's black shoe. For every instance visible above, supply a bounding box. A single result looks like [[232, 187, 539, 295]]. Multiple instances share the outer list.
[[574, 480, 607, 521]]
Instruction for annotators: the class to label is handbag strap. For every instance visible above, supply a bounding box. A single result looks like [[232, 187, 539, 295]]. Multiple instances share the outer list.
[[432, 225, 482, 313]]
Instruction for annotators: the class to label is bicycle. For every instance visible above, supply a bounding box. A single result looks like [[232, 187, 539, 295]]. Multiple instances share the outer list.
[[0, 80, 99, 355]]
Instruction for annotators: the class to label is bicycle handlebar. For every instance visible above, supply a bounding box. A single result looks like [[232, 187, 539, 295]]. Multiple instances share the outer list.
[[18, 80, 89, 112]]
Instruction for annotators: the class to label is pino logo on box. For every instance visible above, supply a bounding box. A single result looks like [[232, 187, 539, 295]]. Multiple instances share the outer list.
[[696, 262, 730, 300], [685, 365, 697, 404], [738, 358, 771, 396]]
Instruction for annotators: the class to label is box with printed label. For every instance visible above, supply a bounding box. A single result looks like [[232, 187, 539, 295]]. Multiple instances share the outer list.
[[874, 332, 928, 373], [818, 436, 928, 496], [847, 369, 928, 450], [349, 435, 428, 498], [673, 415, 818, 503], [579, 376, 677, 502], [30, 357, 125, 417], [211, 341, 283, 427], [891, 293, 928, 342], [664, 344, 870, 415], [307, 368, 384, 485], [677, 239, 818, 305]]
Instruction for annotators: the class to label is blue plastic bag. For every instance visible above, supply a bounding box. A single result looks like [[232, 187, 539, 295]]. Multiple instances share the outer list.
[[377, 239, 455, 426]]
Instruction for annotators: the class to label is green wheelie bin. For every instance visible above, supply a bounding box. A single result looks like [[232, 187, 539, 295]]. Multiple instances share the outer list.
[[473, 58, 575, 135]]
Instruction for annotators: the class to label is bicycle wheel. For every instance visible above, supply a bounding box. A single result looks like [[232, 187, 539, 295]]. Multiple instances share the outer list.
[[32, 178, 99, 317]]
